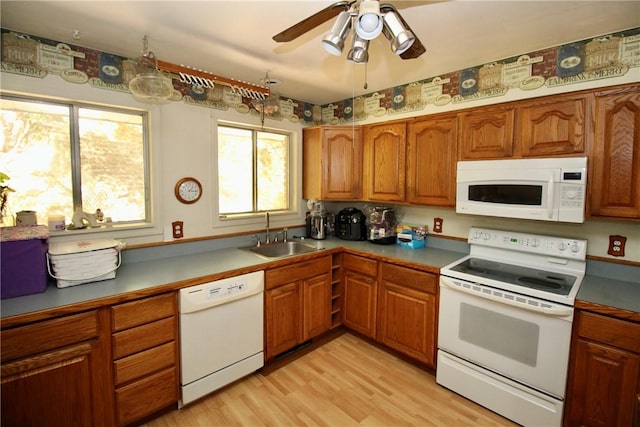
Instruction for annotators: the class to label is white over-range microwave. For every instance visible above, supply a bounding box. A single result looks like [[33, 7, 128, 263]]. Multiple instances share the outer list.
[[456, 156, 587, 223]]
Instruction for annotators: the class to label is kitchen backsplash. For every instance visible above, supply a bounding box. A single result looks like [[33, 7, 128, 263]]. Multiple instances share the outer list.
[[2, 27, 638, 125]]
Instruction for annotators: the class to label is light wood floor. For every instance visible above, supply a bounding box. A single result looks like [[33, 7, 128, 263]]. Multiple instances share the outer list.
[[143, 333, 517, 426]]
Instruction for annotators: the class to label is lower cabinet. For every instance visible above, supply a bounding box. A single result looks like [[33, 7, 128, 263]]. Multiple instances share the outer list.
[[1, 309, 114, 427], [342, 253, 378, 338], [111, 292, 179, 426], [564, 310, 640, 427], [265, 256, 332, 360], [377, 263, 438, 368]]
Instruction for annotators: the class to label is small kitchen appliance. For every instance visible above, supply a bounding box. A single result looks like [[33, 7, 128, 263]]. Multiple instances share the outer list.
[[437, 227, 587, 427], [309, 212, 330, 240], [335, 207, 366, 241], [365, 206, 397, 244]]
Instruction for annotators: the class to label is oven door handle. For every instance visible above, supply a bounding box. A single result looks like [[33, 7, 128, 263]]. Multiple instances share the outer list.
[[440, 277, 573, 317]]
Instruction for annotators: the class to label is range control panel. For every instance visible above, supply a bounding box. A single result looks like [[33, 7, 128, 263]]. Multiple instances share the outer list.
[[468, 227, 587, 260]]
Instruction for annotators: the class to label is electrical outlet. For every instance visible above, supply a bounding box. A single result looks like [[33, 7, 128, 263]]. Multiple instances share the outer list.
[[172, 221, 184, 239], [433, 218, 443, 233], [607, 235, 626, 257]]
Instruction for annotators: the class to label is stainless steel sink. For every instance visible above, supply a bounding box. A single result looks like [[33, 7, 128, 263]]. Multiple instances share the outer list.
[[243, 241, 321, 259]]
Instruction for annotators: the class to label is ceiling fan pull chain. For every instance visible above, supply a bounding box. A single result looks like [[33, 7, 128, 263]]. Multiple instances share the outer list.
[[364, 62, 368, 90]]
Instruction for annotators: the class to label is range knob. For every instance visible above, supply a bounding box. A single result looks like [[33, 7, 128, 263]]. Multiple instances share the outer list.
[[570, 242, 581, 253], [558, 242, 567, 251]]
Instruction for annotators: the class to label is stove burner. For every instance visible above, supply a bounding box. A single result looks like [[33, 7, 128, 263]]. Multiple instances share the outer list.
[[449, 258, 576, 296]]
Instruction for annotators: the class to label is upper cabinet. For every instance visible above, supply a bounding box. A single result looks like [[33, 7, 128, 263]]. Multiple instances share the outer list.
[[363, 121, 407, 202], [518, 94, 588, 157], [406, 114, 458, 206], [590, 84, 640, 220], [459, 92, 588, 160], [459, 105, 515, 159], [303, 126, 363, 200]]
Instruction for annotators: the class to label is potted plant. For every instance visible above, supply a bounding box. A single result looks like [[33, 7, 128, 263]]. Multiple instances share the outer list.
[[1, 172, 15, 225]]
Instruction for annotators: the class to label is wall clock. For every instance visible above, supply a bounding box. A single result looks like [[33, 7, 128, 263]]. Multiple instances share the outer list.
[[174, 177, 202, 204]]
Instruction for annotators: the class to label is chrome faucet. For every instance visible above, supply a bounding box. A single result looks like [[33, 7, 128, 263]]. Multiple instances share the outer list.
[[265, 211, 271, 244]]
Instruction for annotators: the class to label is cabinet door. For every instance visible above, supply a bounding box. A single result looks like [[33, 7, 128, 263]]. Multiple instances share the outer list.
[[378, 281, 436, 367], [304, 273, 331, 340], [459, 106, 515, 159], [518, 94, 587, 157], [407, 114, 458, 206], [265, 282, 303, 359], [303, 126, 362, 200], [590, 85, 640, 219], [323, 127, 362, 199], [363, 121, 406, 201], [565, 339, 640, 427], [2, 341, 100, 427], [343, 270, 377, 338]]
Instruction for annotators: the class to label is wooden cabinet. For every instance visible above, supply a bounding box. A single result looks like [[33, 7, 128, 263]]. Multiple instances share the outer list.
[[459, 104, 515, 159], [565, 310, 640, 427], [363, 121, 407, 202], [265, 256, 332, 359], [1, 309, 114, 427], [406, 114, 458, 206], [111, 292, 179, 426], [342, 253, 378, 338], [590, 84, 640, 219], [303, 125, 363, 200], [459, 92, 587, 160], [518, 93, 587, 157], [377, 263, 438, 368]]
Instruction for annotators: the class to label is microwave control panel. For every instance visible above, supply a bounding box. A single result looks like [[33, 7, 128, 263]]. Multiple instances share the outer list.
[[468, 227, 587, 260]]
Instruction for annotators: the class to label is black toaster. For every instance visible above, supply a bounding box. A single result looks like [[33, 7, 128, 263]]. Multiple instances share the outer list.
[[335, 208, 366, 241]]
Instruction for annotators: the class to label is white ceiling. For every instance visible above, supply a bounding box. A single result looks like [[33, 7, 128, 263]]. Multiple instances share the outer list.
[[1, 1, 639, 105]]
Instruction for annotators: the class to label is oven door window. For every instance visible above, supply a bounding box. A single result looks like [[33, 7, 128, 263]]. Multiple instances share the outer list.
[[460, 303, 539, 367], [468, 184, 542, 205]]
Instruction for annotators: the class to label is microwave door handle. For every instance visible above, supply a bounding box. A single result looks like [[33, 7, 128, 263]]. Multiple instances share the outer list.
[[547, 172, 555, 219], [440, 277, 573, 317]]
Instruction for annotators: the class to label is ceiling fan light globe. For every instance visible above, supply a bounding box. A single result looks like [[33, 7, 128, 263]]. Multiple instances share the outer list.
[[129, 72, 173, 103], [355, 0, 382, 40], [322, 10, 352, 55], [322, 35, 345, 55], [382, 10, 415, 54], [391, 31, 415, 55], [347, 34, 369, 64]]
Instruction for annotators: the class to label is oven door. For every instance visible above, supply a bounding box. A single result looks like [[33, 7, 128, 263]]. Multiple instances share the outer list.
[[437, 276, 573, 398]]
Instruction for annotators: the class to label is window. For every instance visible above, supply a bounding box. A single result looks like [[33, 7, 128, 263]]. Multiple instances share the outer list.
[[217, 124, 291, 217], [0, 95, 149, 226]]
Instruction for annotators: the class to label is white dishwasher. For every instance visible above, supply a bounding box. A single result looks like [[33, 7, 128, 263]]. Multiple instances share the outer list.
[[179, 270, 264, 407]]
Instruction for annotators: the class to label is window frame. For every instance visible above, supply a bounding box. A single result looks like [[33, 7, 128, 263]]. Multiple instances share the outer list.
[[0, 93, 153, 231], [212, 119, 304, 231]]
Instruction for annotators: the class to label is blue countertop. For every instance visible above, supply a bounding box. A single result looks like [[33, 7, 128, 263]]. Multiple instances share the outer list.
[[2, 236, 638, 322]]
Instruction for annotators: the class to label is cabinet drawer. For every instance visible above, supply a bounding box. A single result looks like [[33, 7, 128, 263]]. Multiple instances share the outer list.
[[111, 293, 176, 332], [342, 254, 377, 277], [112, 317, 176, 359], [266, 255, 331, 289], [114, 341, 176, 386], [1, 310, 98, 363], [381, 263, 437, 294], [115, 366, 178, 426], [578, 311, 640, 353]]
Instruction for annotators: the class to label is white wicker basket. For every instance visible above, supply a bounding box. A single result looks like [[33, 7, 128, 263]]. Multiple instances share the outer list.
[[47, 239, 125, 288]]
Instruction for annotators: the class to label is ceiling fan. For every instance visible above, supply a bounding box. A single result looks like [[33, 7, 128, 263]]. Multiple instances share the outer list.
[[273, 0, 426, 63]]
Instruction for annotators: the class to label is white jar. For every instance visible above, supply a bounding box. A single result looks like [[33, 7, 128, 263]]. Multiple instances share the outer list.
[[48, 215, 66, 231]]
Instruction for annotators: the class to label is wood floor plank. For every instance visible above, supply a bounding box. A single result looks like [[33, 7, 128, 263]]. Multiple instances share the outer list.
[[142, 333, 517, 426]]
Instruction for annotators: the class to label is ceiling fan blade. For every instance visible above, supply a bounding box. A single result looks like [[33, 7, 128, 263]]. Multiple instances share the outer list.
[[380, 3, 426, 59], [273, 1, 356, 43]]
